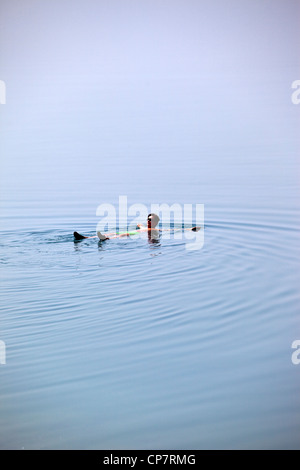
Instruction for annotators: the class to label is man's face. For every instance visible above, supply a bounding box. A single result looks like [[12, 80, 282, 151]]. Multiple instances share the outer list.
[[147, 214, 159, 228]]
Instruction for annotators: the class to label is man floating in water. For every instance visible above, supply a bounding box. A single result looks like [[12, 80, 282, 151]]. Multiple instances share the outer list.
[[74, 213, 200, 241]]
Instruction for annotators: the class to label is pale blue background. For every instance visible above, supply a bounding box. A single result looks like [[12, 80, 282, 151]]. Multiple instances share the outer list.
[[0, 0, 299, 449]]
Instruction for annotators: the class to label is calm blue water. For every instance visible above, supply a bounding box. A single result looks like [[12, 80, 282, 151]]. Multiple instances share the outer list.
[[1, 0, 300, 450], [1, 158, 300, 449]]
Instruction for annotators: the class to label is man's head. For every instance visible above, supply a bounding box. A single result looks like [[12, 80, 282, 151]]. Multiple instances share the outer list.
[[147, 213, 160, 228]]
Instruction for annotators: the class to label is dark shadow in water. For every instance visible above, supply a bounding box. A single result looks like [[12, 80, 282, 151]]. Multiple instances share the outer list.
[[97, 240, 107, 251], [73, 240, 92, 251]]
